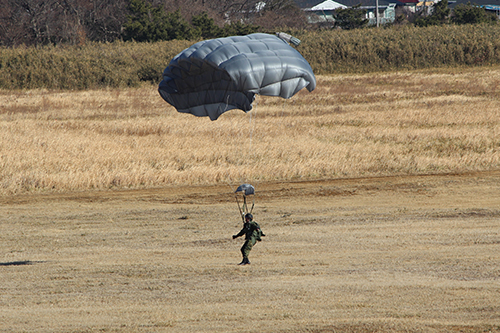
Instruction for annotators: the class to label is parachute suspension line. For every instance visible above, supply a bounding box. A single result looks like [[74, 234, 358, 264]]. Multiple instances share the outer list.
[[248, 96, 257, 154], [235, 194, 254, 219], [242, 95, 257, 186], [235, 193, 253, 222], [218, 94, 231, 117], [228, 183, 245, 222], [235, 194, 245, 223], [249, 111, 252, 145], [245, 195, 255, 215], [249, 196, 255, 214], [225, 94, 230, 111], [234, 184, 255, 221]]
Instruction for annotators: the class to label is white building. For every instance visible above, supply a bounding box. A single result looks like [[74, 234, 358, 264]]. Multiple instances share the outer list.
[[304, 0, 348, 23]]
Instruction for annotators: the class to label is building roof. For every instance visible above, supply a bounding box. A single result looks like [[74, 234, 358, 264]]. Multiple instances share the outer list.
[[417, 1, 435, 5], [337, 0, 395, 6], [396, 0, 419, 4], [296, 0, 398, 8], [293, 0, 326, 8], [448, 0, 500, 7], [305, 0, 348, 10]]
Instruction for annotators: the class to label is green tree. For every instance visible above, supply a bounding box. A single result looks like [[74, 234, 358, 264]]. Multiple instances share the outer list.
[[168, 10, 198, 40], [415, 0, 450, 26], [123, 0, 197, 42], [452, 2, 497, 24], [191, 12, 223, 39], [333, 5, 369, 30], [221, 21, 261, 36]]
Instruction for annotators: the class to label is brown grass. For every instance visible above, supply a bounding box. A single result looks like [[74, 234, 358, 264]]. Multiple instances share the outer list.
[[1, 67, 499, 332], [1, 67, 499, 196]]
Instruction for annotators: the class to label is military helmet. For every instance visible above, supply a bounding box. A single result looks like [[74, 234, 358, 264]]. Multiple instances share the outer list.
[[244, 213, 253, 220]]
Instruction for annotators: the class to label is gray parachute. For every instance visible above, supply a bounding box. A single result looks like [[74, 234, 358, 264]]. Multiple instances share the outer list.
[[158, 33, 316, 121], [235, 183, 255, 196]]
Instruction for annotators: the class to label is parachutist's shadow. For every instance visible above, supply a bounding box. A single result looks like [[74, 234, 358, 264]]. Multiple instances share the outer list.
[[0, 260, 45, 266]]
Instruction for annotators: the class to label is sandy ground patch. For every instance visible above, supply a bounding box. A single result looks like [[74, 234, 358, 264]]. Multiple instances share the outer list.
[[1, 171, 499, 332]]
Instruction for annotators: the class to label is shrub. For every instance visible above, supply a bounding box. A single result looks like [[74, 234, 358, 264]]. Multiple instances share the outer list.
[[415, 0, 451, 27], [0, 41, 193, 89], [333, 5, 369, 30], [2, 25, 500, 89], [452, 2, 498, 24], [123, 0, 198, 42]]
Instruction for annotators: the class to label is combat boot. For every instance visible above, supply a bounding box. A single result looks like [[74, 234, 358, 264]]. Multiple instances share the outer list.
[[238, 258, 250, 265]]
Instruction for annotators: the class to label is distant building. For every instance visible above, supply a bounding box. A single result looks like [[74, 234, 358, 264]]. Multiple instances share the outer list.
[[303, 0, 397, 25], [361, 2, 397, 25], [296, 0, 500, 26], [484, 4, 500, 17], [396, 0, 419, 13], [304, 0, 347, 23]]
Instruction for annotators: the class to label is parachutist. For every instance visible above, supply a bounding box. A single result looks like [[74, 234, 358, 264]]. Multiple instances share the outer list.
[[232, 213, 265, 265]]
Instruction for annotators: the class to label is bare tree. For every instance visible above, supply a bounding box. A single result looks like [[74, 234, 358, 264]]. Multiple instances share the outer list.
[[161, 0, 229, 25], [253, 0, 308, 29], [202, 0, 307, 27], [0, 0, 310, 46], [0, 0, 128, 45], [0, 0, 22, 46], [0, 0, 62, 45], [84, 0, 128, 42]]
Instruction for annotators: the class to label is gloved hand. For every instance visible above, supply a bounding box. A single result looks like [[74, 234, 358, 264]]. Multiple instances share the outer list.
[[232, 235, 237, 239]]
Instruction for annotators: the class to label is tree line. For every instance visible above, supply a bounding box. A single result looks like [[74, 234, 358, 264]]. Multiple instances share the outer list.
[[0, 0, 497, 47], [0, 0, 307, 46]]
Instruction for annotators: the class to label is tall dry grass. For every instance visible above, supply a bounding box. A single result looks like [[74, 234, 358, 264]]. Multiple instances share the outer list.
[[1, 66, 499, 195]]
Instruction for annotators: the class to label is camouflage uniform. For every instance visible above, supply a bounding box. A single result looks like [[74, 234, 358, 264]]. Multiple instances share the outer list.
[[233, 217, 264, 265]]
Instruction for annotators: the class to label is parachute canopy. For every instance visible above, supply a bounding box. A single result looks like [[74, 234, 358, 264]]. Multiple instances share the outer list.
[[158, 33, 316, 121], [235, 184, 255, 196]]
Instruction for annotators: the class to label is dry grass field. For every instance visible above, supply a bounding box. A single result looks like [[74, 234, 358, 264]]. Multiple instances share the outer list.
[[1, 67, 499, 195], [1, 67, 499, 332]]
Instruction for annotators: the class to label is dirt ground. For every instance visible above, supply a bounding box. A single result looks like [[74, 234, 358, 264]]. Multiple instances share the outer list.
[[1, 171, 500, 332]]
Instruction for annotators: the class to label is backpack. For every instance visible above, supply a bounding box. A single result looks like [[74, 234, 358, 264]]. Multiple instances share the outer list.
[[253, 221, 263, 241]]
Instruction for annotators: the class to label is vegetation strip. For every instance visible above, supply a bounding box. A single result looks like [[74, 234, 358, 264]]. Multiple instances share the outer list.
[[2, 25, 500, 90]]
